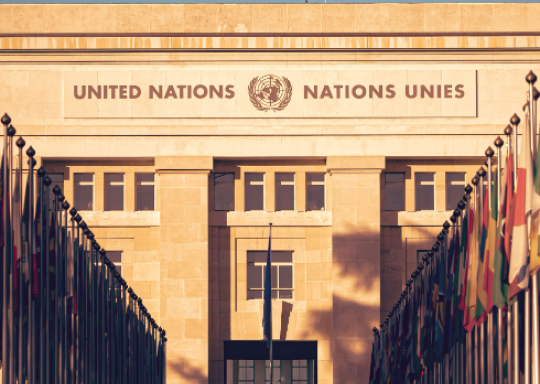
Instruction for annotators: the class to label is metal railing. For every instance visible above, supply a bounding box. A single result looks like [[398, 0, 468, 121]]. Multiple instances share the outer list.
[[0, 113, 167, 384]]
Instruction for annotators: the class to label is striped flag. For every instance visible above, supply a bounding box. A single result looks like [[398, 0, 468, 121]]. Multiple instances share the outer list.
[[509, 118, 532, 299], [476, 186, 489, 323], [485, 171, 498, 313], [262, 225, 272, 348], [493, 167, 510, 307], [463, 192, 478, 332]]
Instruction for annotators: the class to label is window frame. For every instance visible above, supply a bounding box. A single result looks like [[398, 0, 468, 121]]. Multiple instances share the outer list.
[[305, 173, 325, 211], [135, 173, 156, 211], [245, 173, 265, 211], [275, 172, 295, 211], [104, 173, 125, 211], [74, 173, 95, 211], [384, 172, 405, 211], [238, 360, 255, 384], [247, 251, 294, 300], [414, 172, 435, 211], [265, 360, 281, 384]]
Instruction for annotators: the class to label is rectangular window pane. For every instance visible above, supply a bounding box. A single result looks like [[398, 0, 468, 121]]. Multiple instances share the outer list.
[[247, 290, 262, 299], [48, 173, 64, 208], [105, 173, 124, 211], [385, 173, 405, 211], [306, 173, 325, 211], [272, 252, 293, 263], [276, 173, 295, 211], [279, 290, 293, 299], [215, 173, 235, 211], [247, 252, 267, 263], [247, 264, 262, 290], [107, 251, 122, 263], [446, 172, 465, 210], [415, 173, 434, 211], [74, 173, 94, 211], [245, 173, 264, 211], [279, 266, 293, 289], [136, 174, 155, 211]]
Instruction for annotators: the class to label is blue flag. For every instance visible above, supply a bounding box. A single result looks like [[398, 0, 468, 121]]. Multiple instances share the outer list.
[[263, 224, 272, 348]]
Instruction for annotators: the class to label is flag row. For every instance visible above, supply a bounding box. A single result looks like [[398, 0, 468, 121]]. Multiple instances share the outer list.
[[0, 112, 167, 384], [370, 70, 540, 384]]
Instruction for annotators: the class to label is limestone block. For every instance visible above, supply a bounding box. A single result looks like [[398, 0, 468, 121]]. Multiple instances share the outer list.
[[184, 4, 218, 33], [287, 5, 322, 33]]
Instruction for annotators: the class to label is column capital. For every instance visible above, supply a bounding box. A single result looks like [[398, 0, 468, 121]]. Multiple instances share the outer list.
[[326, 156, 385, 175], [154, 156, 213, 174]]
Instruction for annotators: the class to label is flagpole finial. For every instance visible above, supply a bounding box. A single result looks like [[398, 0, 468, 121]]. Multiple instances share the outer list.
[[526, 70, 537, 84], [37, 167, 46, 178], [485, 147, 495, 158], [453, 208, 461, 218], [62, 201, 70, 211], [437, 233, 445, 242], [74, 214, 82, 223], [458, 200, 466, 210], [510, 113, 521, 126], [472, 176, 479, 186], [43, 176, 51, 186], [7, 125, 15, 137], [465, 184, 473, 194], [16, 136, 25, 148], [427, 250, 434, 259], [443, 221, 451, 230], [1, 113, 11, 126], [477, 167, 487, 178], [79, 220, 87, 230], [93, 242, 100, 251], [533, 87, 540, 100], [504, 124, 513, 136], [494, 136, 504, 148], [58, 193, 65, 202], [87, 231, 94, 240], [99, 249, 106, 259], [52, 185, 61, 195], [269, 222, 272, 226], [418, 263, 424, 271], [26, 146, 35, 157], [432, 243, 439, 252], [69, 207, 77, 216]]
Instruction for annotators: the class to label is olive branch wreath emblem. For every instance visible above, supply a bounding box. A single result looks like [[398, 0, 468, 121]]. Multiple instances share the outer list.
[[248, 75, 293, 112]]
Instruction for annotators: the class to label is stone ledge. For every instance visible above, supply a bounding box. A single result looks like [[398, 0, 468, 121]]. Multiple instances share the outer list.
[[381, 210, 454, 227], [210, 210, 331, 227], [79, 211, 160, 227]]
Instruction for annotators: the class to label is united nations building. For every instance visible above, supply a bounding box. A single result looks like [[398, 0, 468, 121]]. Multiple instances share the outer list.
[[0, 3, 537, 383]]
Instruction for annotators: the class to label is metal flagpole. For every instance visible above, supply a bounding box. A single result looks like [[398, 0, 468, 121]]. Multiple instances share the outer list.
[[16, 136, 24, 384], [486, 147, 495, 384], [478, 167, 486, 384], [53, 185, 61, 384], [62, 199, 70, 384], [532, 86, 540, 384], [494, 136, 505, 384], [27, 146, 35, 384], [1, 113, 11, 384], [7, 123, 15, 384], [37, 167, 45, 384]]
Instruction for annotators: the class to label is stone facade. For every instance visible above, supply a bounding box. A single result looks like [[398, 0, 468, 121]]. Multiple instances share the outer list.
[[0, 3, 538, 383]]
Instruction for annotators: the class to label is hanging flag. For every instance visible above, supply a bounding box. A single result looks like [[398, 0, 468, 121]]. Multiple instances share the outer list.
[[531, 108, 540, 274], [509, 117, 532, 299], [262, 224, 272, 348], [455, 205, 468, 341], [463, 192, 478, 332], [13, 167, 22, 315], [483, 171, 499, 315], [476, 186, 489, 324], [493, 167, 510, 308]]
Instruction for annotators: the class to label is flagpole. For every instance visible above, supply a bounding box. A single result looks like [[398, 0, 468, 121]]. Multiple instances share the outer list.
[[531, 89, 540, 384], [268, 223, 273, 384], [486, 147, 495, 384], [1, 113, 10, 384], [27, 146, 35, 384], [494, 136, 505, 384]]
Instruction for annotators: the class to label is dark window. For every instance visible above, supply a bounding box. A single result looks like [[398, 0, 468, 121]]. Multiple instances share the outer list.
[[415, 173, 435, 211], [446, 173, 465, 210], [215, 173, 234, 211], [292, 360, 309, 383], [275, 173, 295, 211], [107, 251, 122, 275], [48, 173, 64, 209], [105, 173, 124, 211], [245, 173, 264, 211], [247, 251, 293, 300], [306, 173, 325, 211], [385, 173, 405, 211], [74, 173, 94, 211], [136, 174, 155, 211]]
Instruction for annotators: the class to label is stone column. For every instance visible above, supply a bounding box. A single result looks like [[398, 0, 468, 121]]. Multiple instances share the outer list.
[[156, 156, 213, 384], [327, 156, 384, 384]]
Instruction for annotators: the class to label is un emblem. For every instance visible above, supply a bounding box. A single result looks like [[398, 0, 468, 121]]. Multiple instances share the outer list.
[[248, 74, 292, 112]]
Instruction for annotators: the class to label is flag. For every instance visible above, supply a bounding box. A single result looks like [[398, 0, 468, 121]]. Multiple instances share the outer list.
[[463, 192, 478, 332], [476, 186, 489, 323], [493, 167, 510, 308], [485, 171, 498, 313], [531, 108, 540, 274], [509, 117, 532, 299], [262, 225, 272, 348], [13, 167, 22, 314]]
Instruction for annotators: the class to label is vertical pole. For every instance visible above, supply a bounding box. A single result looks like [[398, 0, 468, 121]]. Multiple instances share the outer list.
[[513, 302, 519, 384], [495, 137, 504, 384], [8, 125, 15, 384], [1, 113, 11, 384], [27, 147, 35, 384], [37, 168, 44, 384], [511, 114, 520, 188], [53, 186, 61, 384], [18, 140, 24, 384]]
